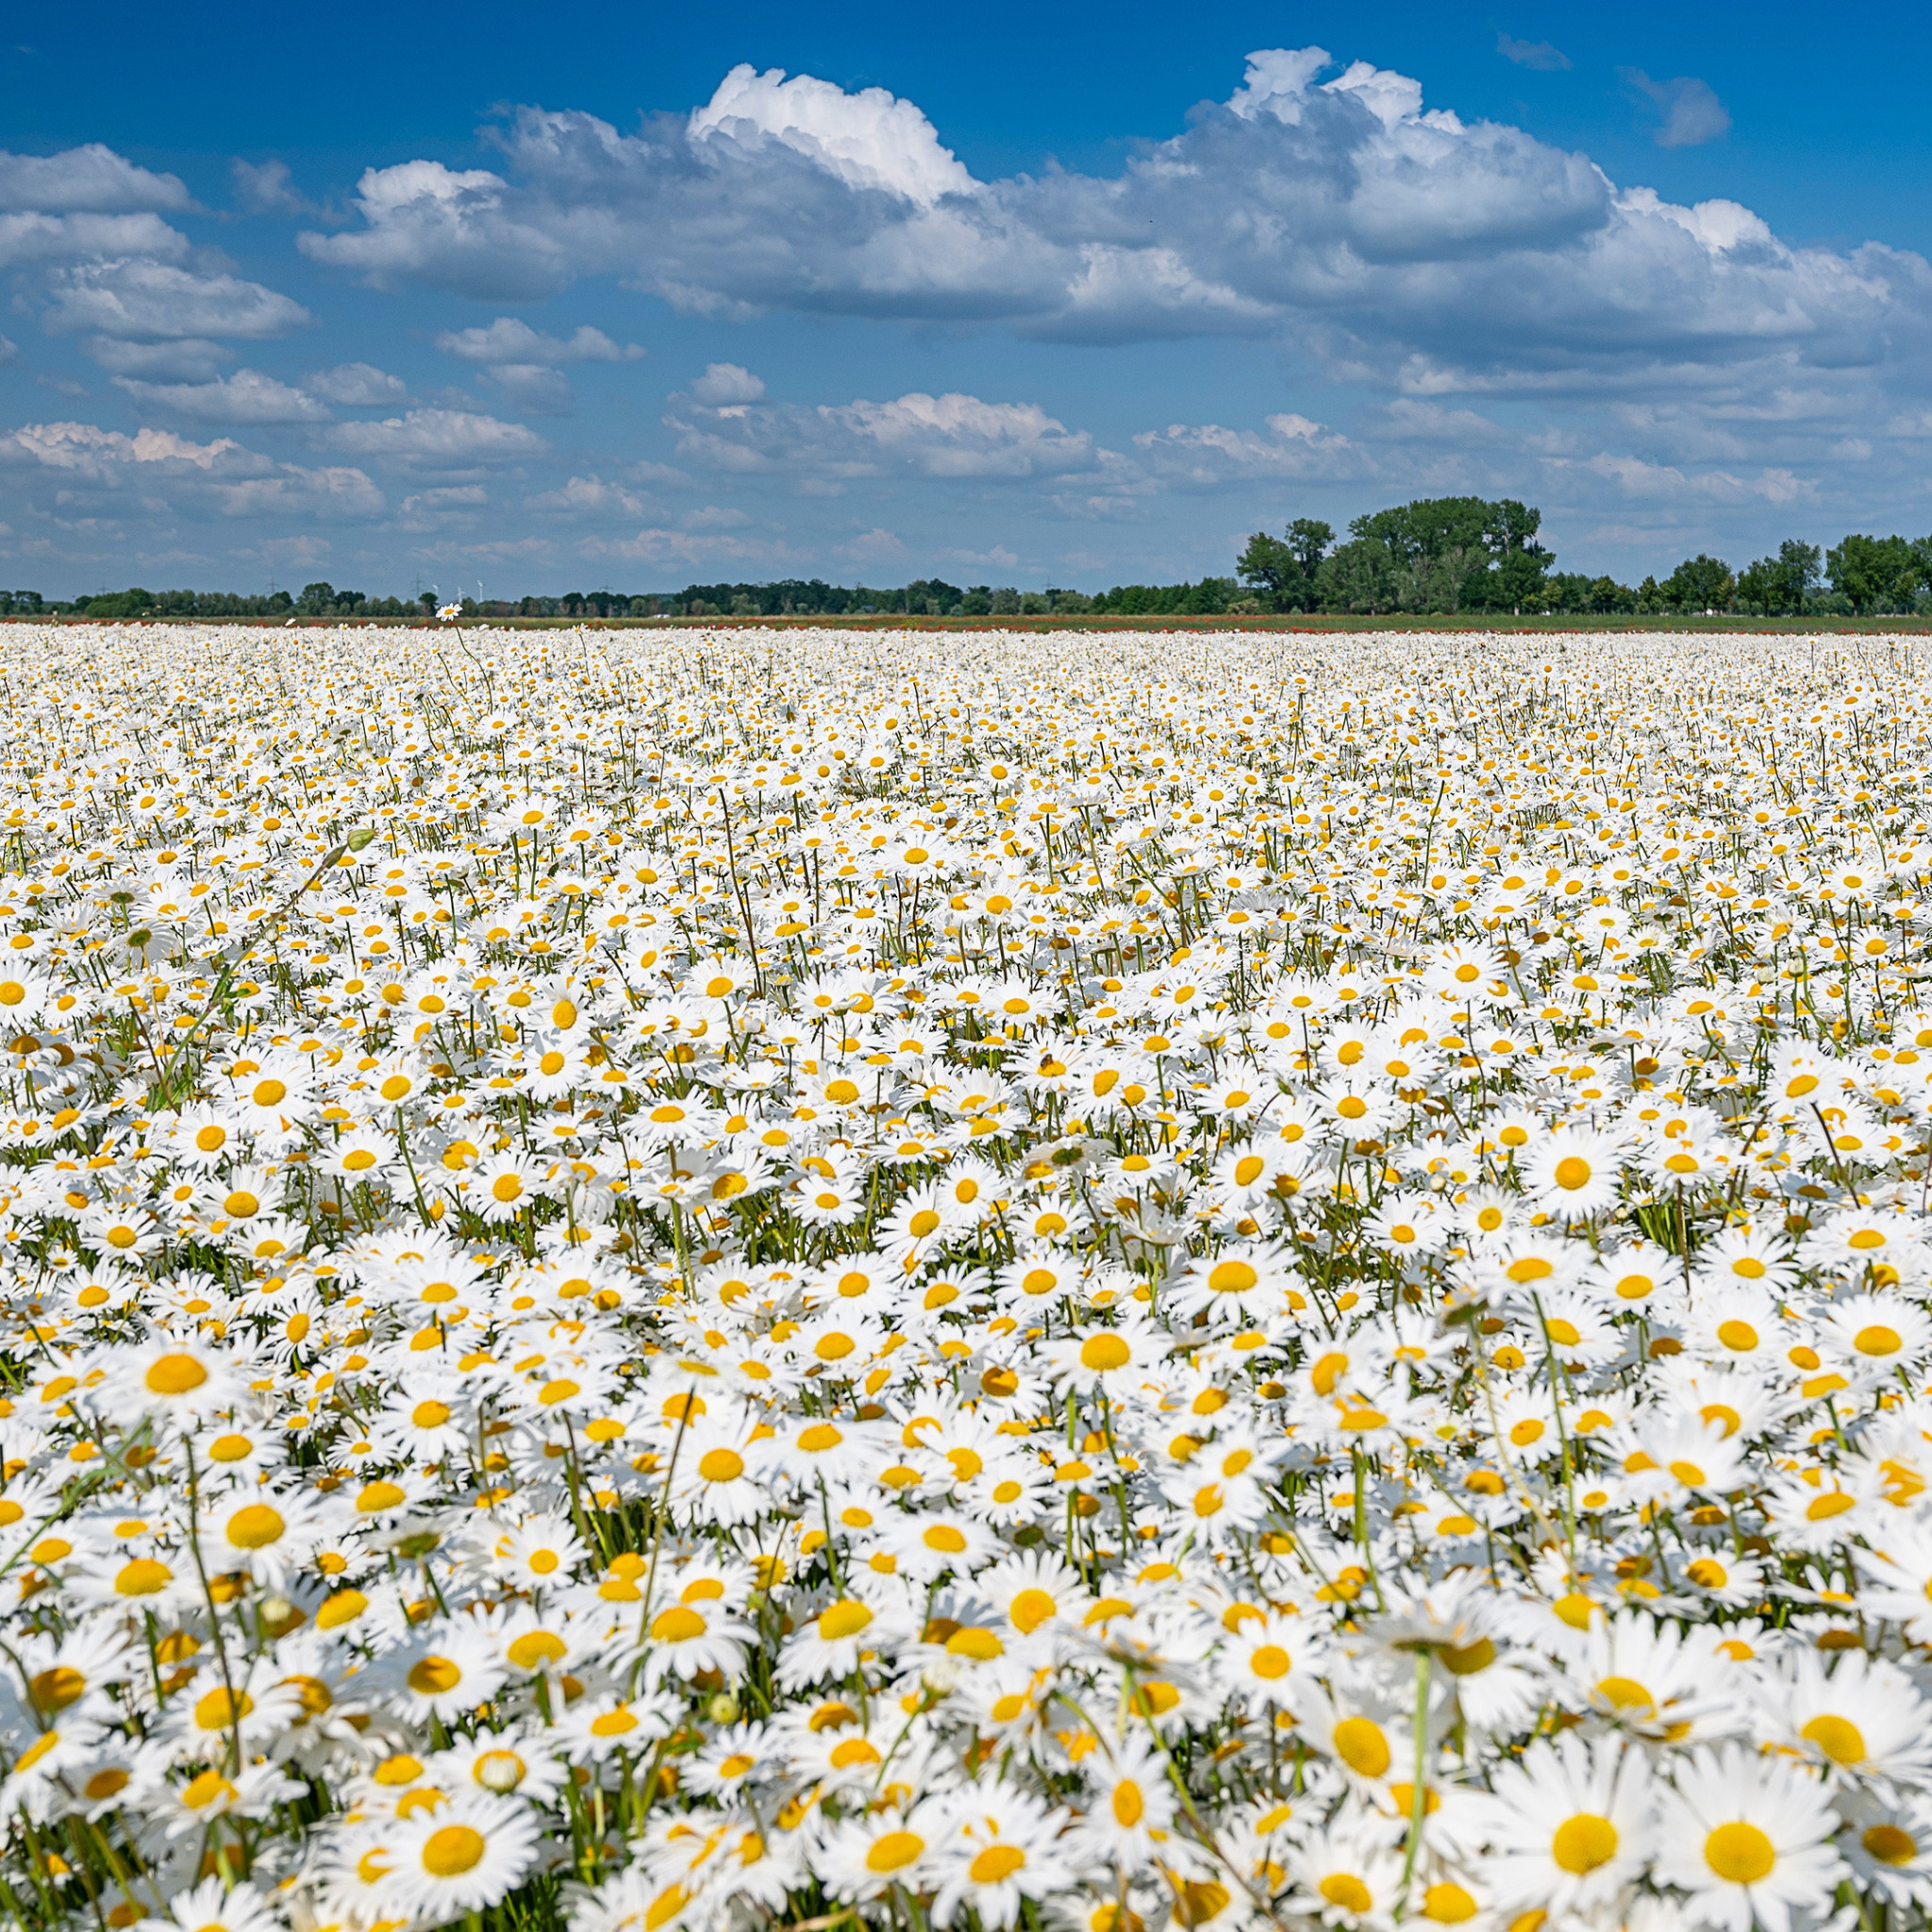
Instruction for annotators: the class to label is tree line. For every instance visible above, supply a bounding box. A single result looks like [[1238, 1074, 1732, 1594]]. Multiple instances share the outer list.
[[11, 512, 1932, 623], [1236, 506, 1932, 616], [0, 577, 1237, 622], [0, 585, 437, 620]]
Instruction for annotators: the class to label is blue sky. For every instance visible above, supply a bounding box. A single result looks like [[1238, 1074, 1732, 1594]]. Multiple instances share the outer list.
[[3, 0, 1930, 596]]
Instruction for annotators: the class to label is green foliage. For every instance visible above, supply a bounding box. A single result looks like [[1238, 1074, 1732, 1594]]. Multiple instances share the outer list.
[[1660, 554, 1737, 613], [1236, 518, 1333, 609], [1241, 497, 1551, 614], [1089, 577, 1237, 615], [1826, 533, 1926, 613], [75, 588, 155, 620]]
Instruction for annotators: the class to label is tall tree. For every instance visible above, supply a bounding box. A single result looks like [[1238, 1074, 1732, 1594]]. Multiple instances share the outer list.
[[1774, 539, 1822, 612], [1826, 533, 1921, 613], [1661, 555, 1735, 613], [1236, 518, 1333, 610]]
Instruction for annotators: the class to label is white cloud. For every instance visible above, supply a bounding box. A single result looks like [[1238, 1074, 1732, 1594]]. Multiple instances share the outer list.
[[436, 317, 641, 364], [688, 64, 976, 207], [1566, 450, 1811, 504], [301, 362, 408, 406], [44, 260, 311, 340], [291, 45, 1916, 419], [0, 144, 191, 213], [1377, 398, 1511, 443], [0, 212, 192, 275], [0, 419, 383, 520], [525, 475, 660, 518], [1624, 72, 1732, 148], [842, 527, 908, 561], [432, 322, 641, 416], [111, 369, 331, 423], [1131, 412, 1360, 485], [323, 408, 548, 468], [690, 362, 765, 404], [4, 422, 242, 474], [298, 158, 570, 298], [669, 386, 1097, 482], [397, 483, 490, 530], [210, 466, 385, 518]]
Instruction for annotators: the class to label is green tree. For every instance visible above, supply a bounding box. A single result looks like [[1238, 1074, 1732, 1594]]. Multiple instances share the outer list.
[[1484, 500, 1555, 613], [1736, 543, 1818, 617], [1826, 533, 1921, 613], [76, 588, 154, 619], [1234, 533, 1293, 607], [1316, 540, 1399, 614], [1237, 517, 1333, 610], [1774, 539, 1822, 612], [1735, 558, 1774, 615], [1311, 496, 1551, 614], [1661, 555, 1735, 613]]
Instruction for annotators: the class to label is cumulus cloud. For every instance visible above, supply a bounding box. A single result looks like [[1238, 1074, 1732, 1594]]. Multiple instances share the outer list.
[[432, 320, 641, 414], [668, 387, 1096, 482], [0, 212, 194, 272], [0, 144, 191, 213], [3, 422, 241, 473], [1496, 35, 1570, 72], [688, 64, 976, 206], [843, 527, 908, 561], [435, 317, 642, 364], [1377, 398, 1513, 443], [323, 407, 548, 469], [291, 46, 1919, 412], [691, 362, 764, 405], [1131, 412, 1361, 487], [1565, 448, 1806, 503], [300, 361, 408, 406], [1624, 71, 1732, 148], [43, 260, 311, 341], [298, 158, 570, 299], [210, 467, 387, 518], [111, 369, 331, 424], [526, 475, 655, 518], [0, 419, 383, 519]]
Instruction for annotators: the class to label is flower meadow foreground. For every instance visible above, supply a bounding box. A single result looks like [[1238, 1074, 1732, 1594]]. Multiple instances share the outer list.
[[7, 620, 1932, 1932]]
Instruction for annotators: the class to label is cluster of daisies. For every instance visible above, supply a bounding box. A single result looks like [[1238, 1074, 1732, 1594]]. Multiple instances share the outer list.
[[4, 621, 1932, 1932]]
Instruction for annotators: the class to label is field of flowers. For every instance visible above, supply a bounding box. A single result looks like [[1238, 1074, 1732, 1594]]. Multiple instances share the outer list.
[[4, 618, 1932, 1932]]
